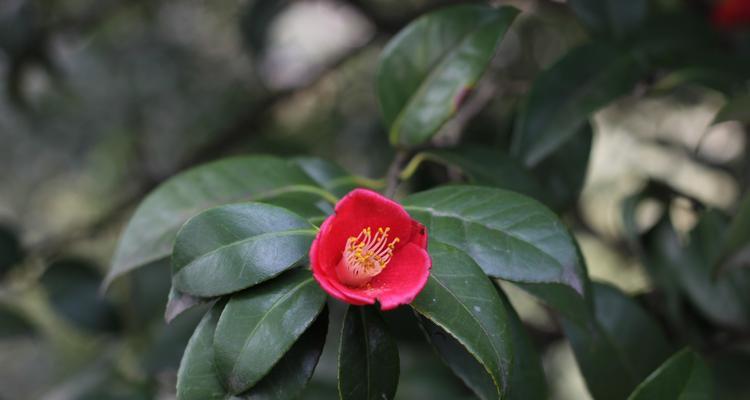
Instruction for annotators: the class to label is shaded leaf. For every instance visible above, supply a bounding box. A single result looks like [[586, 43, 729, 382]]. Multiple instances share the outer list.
[[338, 306, 399, 400], [177, 302, 328, 400], [403, 185, 590, 323], [40, 258, 120, 333], [402, 146, 548, 201], [562, 282, 672, 400], [496, 284, 547, 400], [511, 42, 641, 167], [645, 214, 750, 330], [410, 241, 512, 399], [530, 122, 593, 211], [628, 348, 713, 400], [377, 5, 519, 147], [569, 0, 647, 39], [239, 0, 291, 56], [717, 193, 750, 272], [214, 268, 326, 394], [243, 307, 328, 400], [713, 93, 750, 125], [106, 156, 340, 289], [0, 306, 35, 338], [165, 287, 208, 324], [0, 224, 23, 281], [172, 203, 315, 297]]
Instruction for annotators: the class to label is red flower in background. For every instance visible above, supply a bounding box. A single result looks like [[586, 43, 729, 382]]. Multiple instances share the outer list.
[[713, 0, 750, 28], [310, 189, 430, 310]]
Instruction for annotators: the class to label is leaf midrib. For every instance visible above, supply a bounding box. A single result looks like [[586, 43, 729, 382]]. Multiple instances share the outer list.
[[404, 203, 569, 274], [388, 12, 500, 142], [176, 228, 316, 272], [225, 276, 316, 387]]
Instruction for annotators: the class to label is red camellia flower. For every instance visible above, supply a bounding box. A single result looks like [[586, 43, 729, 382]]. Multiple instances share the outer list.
[[310, 189, 430, 310], [713, 0, 750, 28]]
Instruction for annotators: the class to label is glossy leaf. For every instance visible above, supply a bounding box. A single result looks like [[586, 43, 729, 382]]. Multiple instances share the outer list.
[[106, 155, 340, 289], [512, 42, 641, 167], [338, 306, 399, 400], [214, 268, 326, 394], [377, 5, 519, 147], [628, 349, 713, 400], [165, 287, 207, 324], [410, 241, 512, 399], [562, 282, 672, 400], [172, 203, 316, 297], [403, 185, 590, 322], [177, 302, 328, 400], [569, 0, 647, 39], [402, 146, 548, 202], [243, 307, 328, 400], [530, 123, 593, 211], [40, 258, 120, 333]]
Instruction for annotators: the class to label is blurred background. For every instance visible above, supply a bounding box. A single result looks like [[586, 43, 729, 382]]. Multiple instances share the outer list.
[[0, 0, 747, 399]]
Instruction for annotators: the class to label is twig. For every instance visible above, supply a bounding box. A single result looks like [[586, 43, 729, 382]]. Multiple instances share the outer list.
[[385, 150, 411, 198]]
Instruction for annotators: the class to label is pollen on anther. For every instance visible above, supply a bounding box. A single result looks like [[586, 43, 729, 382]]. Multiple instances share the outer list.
[[336, 226, 400, 287]]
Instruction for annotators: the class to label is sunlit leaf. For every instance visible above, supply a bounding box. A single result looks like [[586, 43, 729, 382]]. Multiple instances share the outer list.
[[106, 156, 341, 289], [172, 203, 315, 297], [214, 268, 326, 394], [377, 5, 519, 147], [410, 241, 512, 399], [403, 185, 590, 323]]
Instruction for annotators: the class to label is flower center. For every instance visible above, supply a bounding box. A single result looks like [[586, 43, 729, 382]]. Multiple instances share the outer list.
[[335, 227, 399, 287]]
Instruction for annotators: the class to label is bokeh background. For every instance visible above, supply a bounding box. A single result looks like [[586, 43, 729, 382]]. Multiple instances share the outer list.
[[0, 0, 746, 399]]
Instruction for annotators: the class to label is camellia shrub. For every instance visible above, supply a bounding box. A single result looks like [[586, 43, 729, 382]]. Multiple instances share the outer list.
[[99, 1, 750, 399]]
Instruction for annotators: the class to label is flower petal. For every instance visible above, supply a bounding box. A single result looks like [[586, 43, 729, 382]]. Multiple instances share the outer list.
[[317, 189, 413, 270], [323, 243, 431, 310]]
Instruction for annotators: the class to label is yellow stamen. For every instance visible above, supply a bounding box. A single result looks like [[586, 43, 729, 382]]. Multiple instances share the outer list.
[[336, 226, 399, 287]]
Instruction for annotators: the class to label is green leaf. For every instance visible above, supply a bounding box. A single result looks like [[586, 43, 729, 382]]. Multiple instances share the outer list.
[[171, 203, 316, 297], [40, 258, 120, 333], [165, 287, 207, 324], [377, 5, 519, 147], [511, 42, 641, 167], [243, 306, 328, 400], [106, 155, 341, 289], [410, 241, 512, 399], [0, 306, 35, 338], [0, 224, 23, 281], [714, 93, 750, 125], [214, 268, 326, 394], [562, 282, 672, 400], [645, 214, 750, 330], [291, 157, 370, 198], [496, 285, 547, 400], [403, 185, 590, 323], [717, 193, 750, 271], [569, 0, 647, 39], [177, 301, 328, 400], [529, 123, 593, 211], [627, 349, 713, 400], [338, 306, 399, 400], [401, 146, 549, 202]]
